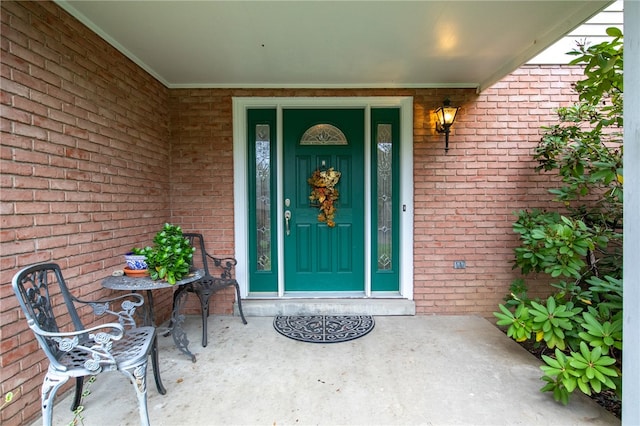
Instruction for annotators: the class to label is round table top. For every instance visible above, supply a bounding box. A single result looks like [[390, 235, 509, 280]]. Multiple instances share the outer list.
[[102, 268, 204, 291]]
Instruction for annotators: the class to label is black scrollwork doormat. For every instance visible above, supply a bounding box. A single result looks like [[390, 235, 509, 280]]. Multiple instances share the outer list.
[[273, 315, 375, 343]]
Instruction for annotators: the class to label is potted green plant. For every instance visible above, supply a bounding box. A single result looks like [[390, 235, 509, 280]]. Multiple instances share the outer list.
[[132, 223, 195, 284]]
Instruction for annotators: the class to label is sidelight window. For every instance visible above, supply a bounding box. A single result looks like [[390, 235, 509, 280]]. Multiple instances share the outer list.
[[376, 124, 393, 271], [255, 124, 272, 271]]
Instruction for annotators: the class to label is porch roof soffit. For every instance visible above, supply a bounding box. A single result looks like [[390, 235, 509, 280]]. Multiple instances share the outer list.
[[56, 1, 612, 92]]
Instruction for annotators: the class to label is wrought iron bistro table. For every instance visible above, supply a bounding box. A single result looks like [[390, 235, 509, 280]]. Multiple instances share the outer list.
[[102, 268, 204, 362]]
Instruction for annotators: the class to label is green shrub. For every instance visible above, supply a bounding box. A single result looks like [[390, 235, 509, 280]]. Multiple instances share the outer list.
[[494, 28, 623, 407], [133, 223, 195, 285]]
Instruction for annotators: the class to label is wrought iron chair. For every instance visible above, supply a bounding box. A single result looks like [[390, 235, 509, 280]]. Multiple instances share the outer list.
[[11, 263, 166, 426], [172, 233, 247, 347]]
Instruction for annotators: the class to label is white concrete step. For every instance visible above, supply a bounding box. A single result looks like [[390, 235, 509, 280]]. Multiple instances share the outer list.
[[237, 298, 415, 316]]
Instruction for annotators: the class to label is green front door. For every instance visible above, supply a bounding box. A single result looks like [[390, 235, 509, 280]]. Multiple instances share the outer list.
[[283, 109, 365, 292]]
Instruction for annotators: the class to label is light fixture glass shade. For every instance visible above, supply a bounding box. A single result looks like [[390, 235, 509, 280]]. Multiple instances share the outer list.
[[434, 99, 459, 153], [435, 102, 459, 130]]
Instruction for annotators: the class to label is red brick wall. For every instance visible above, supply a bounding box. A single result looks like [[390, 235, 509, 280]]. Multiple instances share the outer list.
[[169, 90, 238, 313], [412, 68, 583, 315], [1, 2, 171, 424], [0, 1, 585, 425]]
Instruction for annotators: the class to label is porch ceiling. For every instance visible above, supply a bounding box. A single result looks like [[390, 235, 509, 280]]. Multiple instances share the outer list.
[[56, 0, 611, 91]]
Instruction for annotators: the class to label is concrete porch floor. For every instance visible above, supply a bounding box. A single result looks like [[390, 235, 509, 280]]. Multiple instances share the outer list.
[[34, 315, 619, 426]]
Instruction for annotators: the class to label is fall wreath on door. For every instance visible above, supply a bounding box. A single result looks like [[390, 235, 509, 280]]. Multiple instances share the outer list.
[[308, 167, 341, 227]]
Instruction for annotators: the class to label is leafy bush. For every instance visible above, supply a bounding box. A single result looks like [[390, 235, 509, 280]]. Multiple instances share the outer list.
[[540, 343, 618, 405], [494, 28, 623, 407], [133, 223, 195, 284]]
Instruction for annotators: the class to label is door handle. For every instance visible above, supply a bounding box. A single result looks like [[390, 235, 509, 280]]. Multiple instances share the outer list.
[[284, 210, 292, 236]]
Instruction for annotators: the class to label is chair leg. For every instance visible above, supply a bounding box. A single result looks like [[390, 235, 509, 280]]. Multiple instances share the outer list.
[[199, 291, 211, 347], [122, 363, 150, 426], [235, 283, 248, 325], [71, 376, 83, 411], [41, 369, 69, 426], [151, 334, 167, 395]]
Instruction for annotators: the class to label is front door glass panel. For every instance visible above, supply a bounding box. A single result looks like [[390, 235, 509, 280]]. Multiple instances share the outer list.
[[248, 109, 277, 292]]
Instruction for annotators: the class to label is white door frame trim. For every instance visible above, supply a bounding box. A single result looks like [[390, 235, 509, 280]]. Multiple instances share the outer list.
[[232, 96, 414, 300]]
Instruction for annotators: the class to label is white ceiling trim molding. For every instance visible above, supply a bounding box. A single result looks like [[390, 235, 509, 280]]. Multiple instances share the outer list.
[[169, 82, 479, 90]]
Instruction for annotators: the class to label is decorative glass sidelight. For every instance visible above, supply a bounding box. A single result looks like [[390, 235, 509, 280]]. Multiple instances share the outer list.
[[300, 124, 348, 145], [376, 124, 393, 270], [255, 124, 272, 271]]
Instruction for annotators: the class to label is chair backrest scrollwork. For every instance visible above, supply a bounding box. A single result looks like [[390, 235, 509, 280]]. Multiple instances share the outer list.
[[12, 263, 86, 368]]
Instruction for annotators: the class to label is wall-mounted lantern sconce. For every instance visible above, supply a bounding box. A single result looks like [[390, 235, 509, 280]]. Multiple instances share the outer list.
[[434, 98, 460, 153]]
